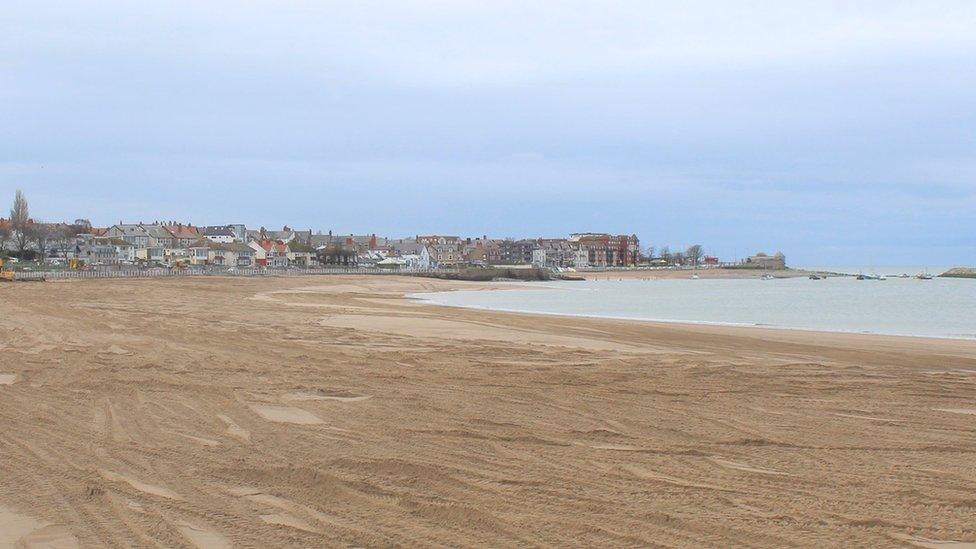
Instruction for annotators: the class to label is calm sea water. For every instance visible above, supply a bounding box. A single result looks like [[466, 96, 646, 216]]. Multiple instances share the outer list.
[[411, 269, 976, 339]]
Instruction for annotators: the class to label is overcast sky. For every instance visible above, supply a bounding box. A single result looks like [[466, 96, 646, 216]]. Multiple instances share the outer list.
[[2, 1, 974, 265]]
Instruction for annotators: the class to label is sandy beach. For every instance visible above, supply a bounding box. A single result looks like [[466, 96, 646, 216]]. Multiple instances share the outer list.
[[1, 275, 975, 547]]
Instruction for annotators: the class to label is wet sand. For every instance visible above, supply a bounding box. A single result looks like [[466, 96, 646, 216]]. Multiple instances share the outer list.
[[1, 275, 974, 547]]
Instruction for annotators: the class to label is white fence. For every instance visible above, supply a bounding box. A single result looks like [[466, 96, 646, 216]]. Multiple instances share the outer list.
[[13, 267, 450, 281]]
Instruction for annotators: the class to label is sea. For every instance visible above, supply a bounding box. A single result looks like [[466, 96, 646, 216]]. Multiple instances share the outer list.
[[409, 266, 976, 340]]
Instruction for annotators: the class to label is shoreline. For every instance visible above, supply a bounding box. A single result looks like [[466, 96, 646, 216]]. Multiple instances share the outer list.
[[407, 280, 976, 345], [409, 291, 976, 343], [10, 273, 973, 347], [570, 267, 835, 280]]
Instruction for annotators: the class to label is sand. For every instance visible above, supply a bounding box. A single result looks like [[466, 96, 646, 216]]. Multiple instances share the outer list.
[[0, 506, 78, 548], [0, 275, 974, 547]]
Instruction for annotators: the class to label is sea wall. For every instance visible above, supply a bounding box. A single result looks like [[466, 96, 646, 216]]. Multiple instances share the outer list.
[[415, 267, 553, 282]]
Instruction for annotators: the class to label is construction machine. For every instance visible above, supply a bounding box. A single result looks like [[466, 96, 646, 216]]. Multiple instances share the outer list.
[[0, 258, 14, 281]]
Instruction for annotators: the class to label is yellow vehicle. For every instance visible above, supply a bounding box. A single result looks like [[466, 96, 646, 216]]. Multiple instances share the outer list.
[[0, 258, 14, 281]]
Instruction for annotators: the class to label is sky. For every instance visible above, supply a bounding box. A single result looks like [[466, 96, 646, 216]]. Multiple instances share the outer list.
[[1, 1, 974, 265]]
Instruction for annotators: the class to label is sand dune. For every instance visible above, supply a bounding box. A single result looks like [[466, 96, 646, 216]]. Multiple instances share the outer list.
[[0, 275, 974, 547]]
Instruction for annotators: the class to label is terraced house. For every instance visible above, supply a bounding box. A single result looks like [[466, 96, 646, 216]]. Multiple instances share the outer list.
[[568, 233, 640, 267], [249, 239, 289, 267], [417, 235, 463, 267], [75, 237, 134, 265], [25, 217, 645, 272], [462, 237, 501, 265], [533, 238, 587, 269], [206, 241, 255, 267], [104, 223, 175, 249], [163, 223, 200, 247]]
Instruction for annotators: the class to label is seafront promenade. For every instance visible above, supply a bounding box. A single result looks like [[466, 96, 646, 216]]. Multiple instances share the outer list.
[[8, 266, 430, 281], [7, 264, 822, 283]]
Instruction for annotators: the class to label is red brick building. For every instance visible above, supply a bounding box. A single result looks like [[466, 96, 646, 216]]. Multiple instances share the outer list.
[[568, 233, 640, 267]]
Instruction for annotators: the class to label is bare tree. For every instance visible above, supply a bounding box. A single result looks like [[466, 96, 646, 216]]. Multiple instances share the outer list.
[[33, 223, 56, 264], [645, 245, 655, 261], [686, 244, 704, 267], [0, 222, 9, 255], [659, 245, 671, 265], [10, 190, 33, 259], [54, 224, 85, 261], [316, 243, 354, 266]]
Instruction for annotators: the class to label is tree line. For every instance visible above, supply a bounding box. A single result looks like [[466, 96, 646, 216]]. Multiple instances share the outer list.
[[644, 244, 705, 266], [0, 190, 87, 262]]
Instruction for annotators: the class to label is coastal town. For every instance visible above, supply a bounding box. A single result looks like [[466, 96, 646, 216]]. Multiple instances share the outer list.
[[0, 192, 787, 274], [3, 4, 975, 547]]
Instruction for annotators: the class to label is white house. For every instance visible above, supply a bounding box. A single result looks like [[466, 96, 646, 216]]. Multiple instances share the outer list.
[[112, 240, 136, 263], [531, 248, 546, 267], [201, 226, 237, 244], [189, 242, 212, 265], [402, 251, 430, 270], [136, 246, 166, 264], [249, 240, 290, 267]]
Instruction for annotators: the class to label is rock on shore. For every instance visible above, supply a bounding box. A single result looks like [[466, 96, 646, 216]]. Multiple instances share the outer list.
[[939, 267, 976, 279]]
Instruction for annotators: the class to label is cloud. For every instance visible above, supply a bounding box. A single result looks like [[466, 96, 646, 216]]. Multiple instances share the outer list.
[[6, 1, 976, 86], [0, 1, 974, 265]]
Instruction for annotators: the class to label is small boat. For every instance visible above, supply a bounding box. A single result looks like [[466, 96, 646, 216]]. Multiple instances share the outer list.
[[917, 272, 933, 280], [877, 274, 887, 281], [809, 274, 824, 280], [857, 273, 881, 280], [760, 274, 774, 280], [691, 273, 700, 279]]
